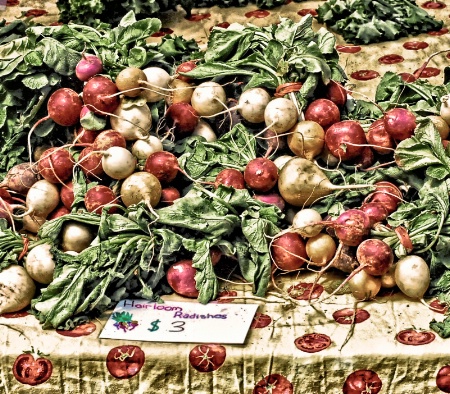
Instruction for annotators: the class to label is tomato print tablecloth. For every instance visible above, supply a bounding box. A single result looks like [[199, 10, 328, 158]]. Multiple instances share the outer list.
[[3, 1, 450, 393]]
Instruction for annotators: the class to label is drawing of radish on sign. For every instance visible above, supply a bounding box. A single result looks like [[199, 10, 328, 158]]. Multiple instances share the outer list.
[[12, 347, 53, 386]]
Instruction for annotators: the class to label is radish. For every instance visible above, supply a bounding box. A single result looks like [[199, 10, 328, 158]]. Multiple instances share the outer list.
[[237, 88, 271, 123], [82, 75, 120, 115], [366, 119, 394, 155], [325, 120, 367, 161], [271, 232, 307, 271], [141, 66, 171, 102], [37, 147, 74, 184], [79, 105, 107, 131], [325, 80, 347, 107], [92, 129, 127, 151], [131, 135, 164, 161], [75, 54, 103, 81], [440, 95, 450, 125], [291, 208, 323, 238], [364, 181, 402, 214], [175, 61, 197, 82], [45, 88, 83, 127], [214, 168, 245, 189], [0, 162, 39, 195], [165, 102, 199, 136], [429, 115, 450, 139], [380, 264, 397, 288], [114, 66, 147, 98], [24, 243, 55, 284], [165, 79, 194, 105], [253, 193, 285, 211], [120, 171, 162, 209], [395, 255, 430, 302], [356, 238, 394, 276], [109, 97, 152, 140], [0, 265, 36, 314], [278, 157, 370, 207], [78, 147, 104, 179], [264, 97, 299, 134], [21, 179, 60, 218], [304, 98, 340, 130], [159, 187, 180, 206], [0, 197, 14, 225], [383, 107, 417, 141], [273, 155, 293, 170], [360, 202, 389, 226], [84, 185, 118, 214], [75, 126, 100, 144], [244, 157, 278, 192], [305, 233, 337, 266], [348, 270, 382, 301], [21, 214, 47, 234], [48, 205, 71, 220], [101, 146, 137, 180], [166, 259, 199, 298], [287, 120, 325, 160], [262, 129, 287, 158], [190, 81, 227, 117], [144, 151, 179, 184], [61, 221, 96, 253], [192, 119, 217, 142]]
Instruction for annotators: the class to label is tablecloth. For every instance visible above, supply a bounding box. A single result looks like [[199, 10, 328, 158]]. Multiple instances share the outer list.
[[2, 1, 450, 393]]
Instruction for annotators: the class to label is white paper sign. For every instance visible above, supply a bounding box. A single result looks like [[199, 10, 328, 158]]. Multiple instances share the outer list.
[[99, 299, 259, 344]]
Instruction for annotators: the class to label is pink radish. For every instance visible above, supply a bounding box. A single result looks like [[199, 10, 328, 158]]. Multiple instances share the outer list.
[[383, 107, 416, 141], [364, 181, 402, 214], [75, 54, 103, 81], [166, 259, 199, 298], [165, 102, 199, 136], [304, 98, 341, 130], [253, 193, 285, 211], [325, 120, 367, 161], [366, 119, 394, 155]]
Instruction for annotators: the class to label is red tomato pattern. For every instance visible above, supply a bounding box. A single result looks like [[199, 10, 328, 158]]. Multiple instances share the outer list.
[[336, 45, 362, 53], [422, 1, 446, 8], [343, 370, 382, 394], [395, 329, 436, 345], [56, 322, 97, 337], [287, 282, 324, 300], [251, 313, 272, 328], [333, 308, 371, 324], [185, 13, 211, 22], [214, 290, 238, 303], [414, 67, 441, 78], [378, 54, 404, 64], [437, 366, 450, 393], [0, 309, 29, 318], [24, 9, 48, 17], [245, 10, 270, 18], [350, 70, 380, 81], [294, 333, 331, 353], [189, 344, 226, 372], [297, 9, 318, 16], [13, 354, 53, 386], [253, 374, 294, 394], [403, 41, 429, 50], [106, 345, 145, 379]]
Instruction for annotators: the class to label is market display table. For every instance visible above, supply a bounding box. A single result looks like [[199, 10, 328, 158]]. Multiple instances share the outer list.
[[2, 1, 450, 393], [0, 273, 449, 393]]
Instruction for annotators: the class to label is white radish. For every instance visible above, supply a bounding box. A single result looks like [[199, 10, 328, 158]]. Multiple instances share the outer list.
[[306, 233, 336, 266], [291, 208, 323, 237], [101, 146, 137, 180], [21, 213, 47, 234], [380, 264, 396, 288], [190, 81, 227, 117], [264, 97, 299, 134], [24, 243, 55, 284], [273, 155, 293, 170], [0, 265, 36, 314], [120, 171, 162, 209], [131, 135, 163, 161], [237, 88, 271, 123], [21, 179, 60, 218], [395, 255, 430, 300], [429, 115, 450, 139], [61, 222, 96, 253], [110, 97, 152, 141], [141, 67, 171, 102], [192, 119, 217, 142], [278, 157, 370, 207], [440, 95, 450, 126]]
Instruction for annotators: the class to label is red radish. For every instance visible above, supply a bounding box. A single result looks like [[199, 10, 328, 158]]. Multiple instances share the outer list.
[[38, 147, 74, 184], [304, 98, 341, 130], [144, 151, 179, 184], [366, 119, 394, 155], [325, 80, 347, 107], [325, 120, 367, 161], [383, 107, 416, 141], [356, 238, 394, 276], [351, 146, 374, 169], [75, 126, 100, 144], [78, 147, 104, 179], [84, 185, 118, 214], [75, 54, 103, 81], [82, 75, 120, 115], [210, 247, 222, 266], [244, 157, 278, 192], [214, 168, 245, 189], [0, 162, 39, 195], [263, 129, 287, 158], [166, 259, 199, 298], [60, 181, 74, 210], [92, 129, 127, 151], [321, 209, 371, 247], [159, 187, 180, 206], [253, 193, 285, 211], [165, 102, 199, 136], [271, 232, 307, 271], [46, 88, 83, 126], [360, 202, 389, 226], [48, 205, 71, 220], [176, 61, 197, 82], [0, 197, 14, 225], [365, 181, 402, 214]]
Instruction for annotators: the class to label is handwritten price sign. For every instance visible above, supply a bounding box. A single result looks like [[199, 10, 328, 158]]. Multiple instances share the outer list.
[[100, 299, 259, 344]]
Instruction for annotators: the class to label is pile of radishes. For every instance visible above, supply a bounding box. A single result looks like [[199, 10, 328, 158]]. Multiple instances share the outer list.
[[0, 48, 446, 316]]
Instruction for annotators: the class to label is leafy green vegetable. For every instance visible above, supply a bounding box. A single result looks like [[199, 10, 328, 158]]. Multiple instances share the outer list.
[[317, 0, 443, 45]]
